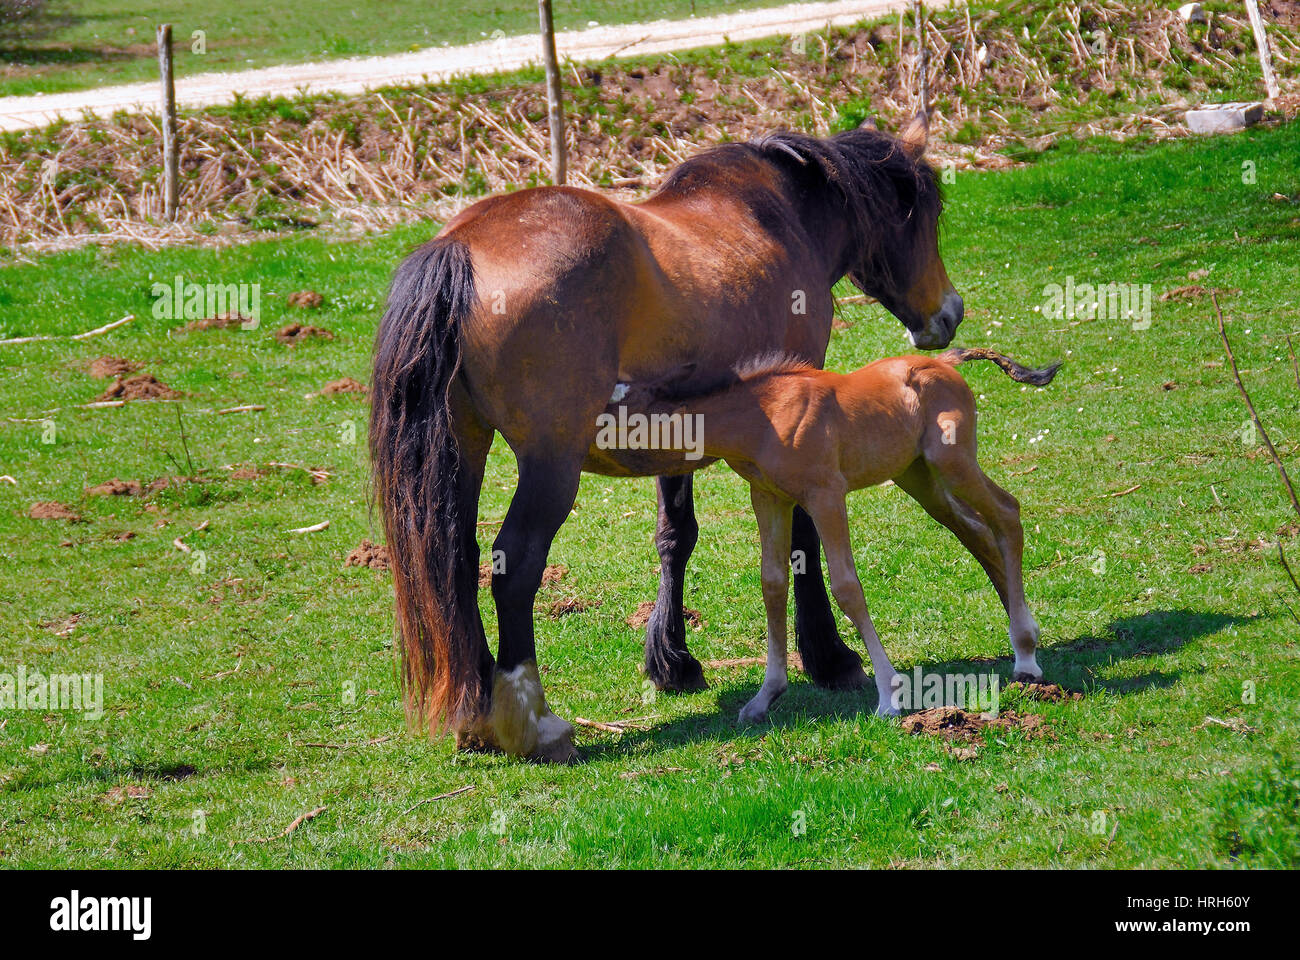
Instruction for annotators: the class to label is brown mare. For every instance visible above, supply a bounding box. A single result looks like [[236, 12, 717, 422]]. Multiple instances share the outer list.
[[370, 115, 962, 762], [608, 348, 1060, 725]]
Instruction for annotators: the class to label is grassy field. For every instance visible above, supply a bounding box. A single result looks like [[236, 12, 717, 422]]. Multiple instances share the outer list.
[[1, 120, 1298, 868], [0, 0, 803, 97]]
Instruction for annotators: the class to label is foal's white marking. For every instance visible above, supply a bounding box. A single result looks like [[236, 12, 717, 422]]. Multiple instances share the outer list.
[[609, 382, 630, 403]]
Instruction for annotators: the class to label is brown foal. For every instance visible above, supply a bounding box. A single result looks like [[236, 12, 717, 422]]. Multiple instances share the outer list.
[[608, 347, 1061, 722]]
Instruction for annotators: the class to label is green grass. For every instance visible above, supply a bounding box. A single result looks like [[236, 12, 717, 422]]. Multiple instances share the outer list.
[[1, 122, 1298, 867], [0, 0, 805, 97]]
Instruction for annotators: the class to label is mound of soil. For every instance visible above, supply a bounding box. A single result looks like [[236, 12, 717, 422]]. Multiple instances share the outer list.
[[177, 313, 249, 332], [901, 707, 1046, 743], [88, 356, 139, 378], [95, 373, 179, 402], [625, 599, 704, 630], [287, 290, 324, 308], [276, 322, 333, 345], [86, 478, 144, 496], [345, 538, 389, 570], [478, 562, 567, 589], [546, 596, 601, 618], [29, 500, 80, 521], [1003, 681, 1084, 703], [319, 377, 368, 395]]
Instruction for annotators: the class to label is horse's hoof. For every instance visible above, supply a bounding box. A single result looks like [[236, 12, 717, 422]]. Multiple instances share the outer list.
[[817, 663, 870, 692], [875, 703, 901, 719], [530, 713, 579, 764], [737, 701, 769, 725], [1011, 668, 1044, 683], [649, 654, 709, 693]]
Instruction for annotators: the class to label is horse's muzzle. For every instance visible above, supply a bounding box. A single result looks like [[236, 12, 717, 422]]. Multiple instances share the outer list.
[[908, 291, 964, 350]]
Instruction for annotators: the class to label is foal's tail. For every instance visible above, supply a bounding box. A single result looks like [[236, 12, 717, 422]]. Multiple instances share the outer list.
[[939, 347, 1062, 386], [370, 237, 483, 732]]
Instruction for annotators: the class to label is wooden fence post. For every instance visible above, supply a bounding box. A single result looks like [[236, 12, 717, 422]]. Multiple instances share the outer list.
[[1244, 0, 1281, 104], [157, 23, 179, 221], [914, 1, 928, 115], [538, 0, 567, 186]]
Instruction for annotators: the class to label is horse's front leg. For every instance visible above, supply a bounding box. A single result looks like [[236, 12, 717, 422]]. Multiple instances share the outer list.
[[738, 488, 794, 724], [643, 475, 708, 692]]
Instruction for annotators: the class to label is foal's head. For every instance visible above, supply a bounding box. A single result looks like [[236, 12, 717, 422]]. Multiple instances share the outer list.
[[756, 115, 962, 349]]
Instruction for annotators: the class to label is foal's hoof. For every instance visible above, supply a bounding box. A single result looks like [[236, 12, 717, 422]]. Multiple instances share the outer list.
[[874, 702, 901, 719], [737, 701, 769, 726], [529, 713, 580, 765], [1011, 666, 1044, 683]]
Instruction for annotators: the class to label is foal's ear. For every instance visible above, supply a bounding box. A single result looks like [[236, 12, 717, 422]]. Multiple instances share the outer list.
[[858, 116, 879, 131], [899, 110, 929, 159]]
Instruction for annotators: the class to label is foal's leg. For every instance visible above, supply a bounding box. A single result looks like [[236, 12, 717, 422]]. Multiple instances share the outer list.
[[929, 453, 1043, 682], [643, 475, 708, 692], [894, 459, 1009, 608], [488, 453, 584, 762], [791, 508, 870, 691], [738, 488, 795, 724], [803, 492, 903, 717]]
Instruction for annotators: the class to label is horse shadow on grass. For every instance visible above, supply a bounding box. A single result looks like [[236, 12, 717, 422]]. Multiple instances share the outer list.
[[579, 607, 1252, 762]]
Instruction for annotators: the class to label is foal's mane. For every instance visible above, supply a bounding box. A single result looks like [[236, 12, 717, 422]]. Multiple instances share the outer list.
[[652, 126, 943, 285]]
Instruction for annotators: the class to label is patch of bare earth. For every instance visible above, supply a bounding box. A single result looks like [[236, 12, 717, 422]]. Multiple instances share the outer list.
[[177, 313, 249, 332], [1003, 681, 1084, 703], [345, 538, 390, 570], [88, 355, 139, 378], [287, 290, 324, 308], [102, 784, 153, 802], [276, 322, 333, 345], [95, 373, 179, 402], [29, 501, 80, 521], [1159, 285, 1240, 302], [480, 562, 567, 589], [545, 596, 601, 618], [625, 599, 704, 629], [40, 613, 83, 637], [901, 707, 1047, 743], [319, 377, 368, 395], [86, 478, 143, 496]]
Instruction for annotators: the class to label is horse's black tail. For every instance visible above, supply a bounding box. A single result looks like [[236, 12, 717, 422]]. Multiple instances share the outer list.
[[939, 346, 1062, 386], [370, 237, 484, 733]]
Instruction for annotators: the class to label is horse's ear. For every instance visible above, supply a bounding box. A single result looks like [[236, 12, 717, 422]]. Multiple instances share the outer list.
[[899, 110, 928, 158], [858, 116, 879, 131]]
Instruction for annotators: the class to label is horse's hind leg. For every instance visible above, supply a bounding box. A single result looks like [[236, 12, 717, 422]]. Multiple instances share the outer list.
[[738, 488, 794, 724], [487, 453, 584, 763], [927, 451, 1042, 682], [446, 381, 498, 750], [893, 459, 1009, 608], [644, 475, 708, 692]]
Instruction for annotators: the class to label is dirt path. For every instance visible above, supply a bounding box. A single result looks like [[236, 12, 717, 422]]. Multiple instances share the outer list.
[[0, 1, 923, 132]]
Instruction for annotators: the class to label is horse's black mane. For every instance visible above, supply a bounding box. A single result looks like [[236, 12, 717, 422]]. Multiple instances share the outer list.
[[653, 126, 943, 286]]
